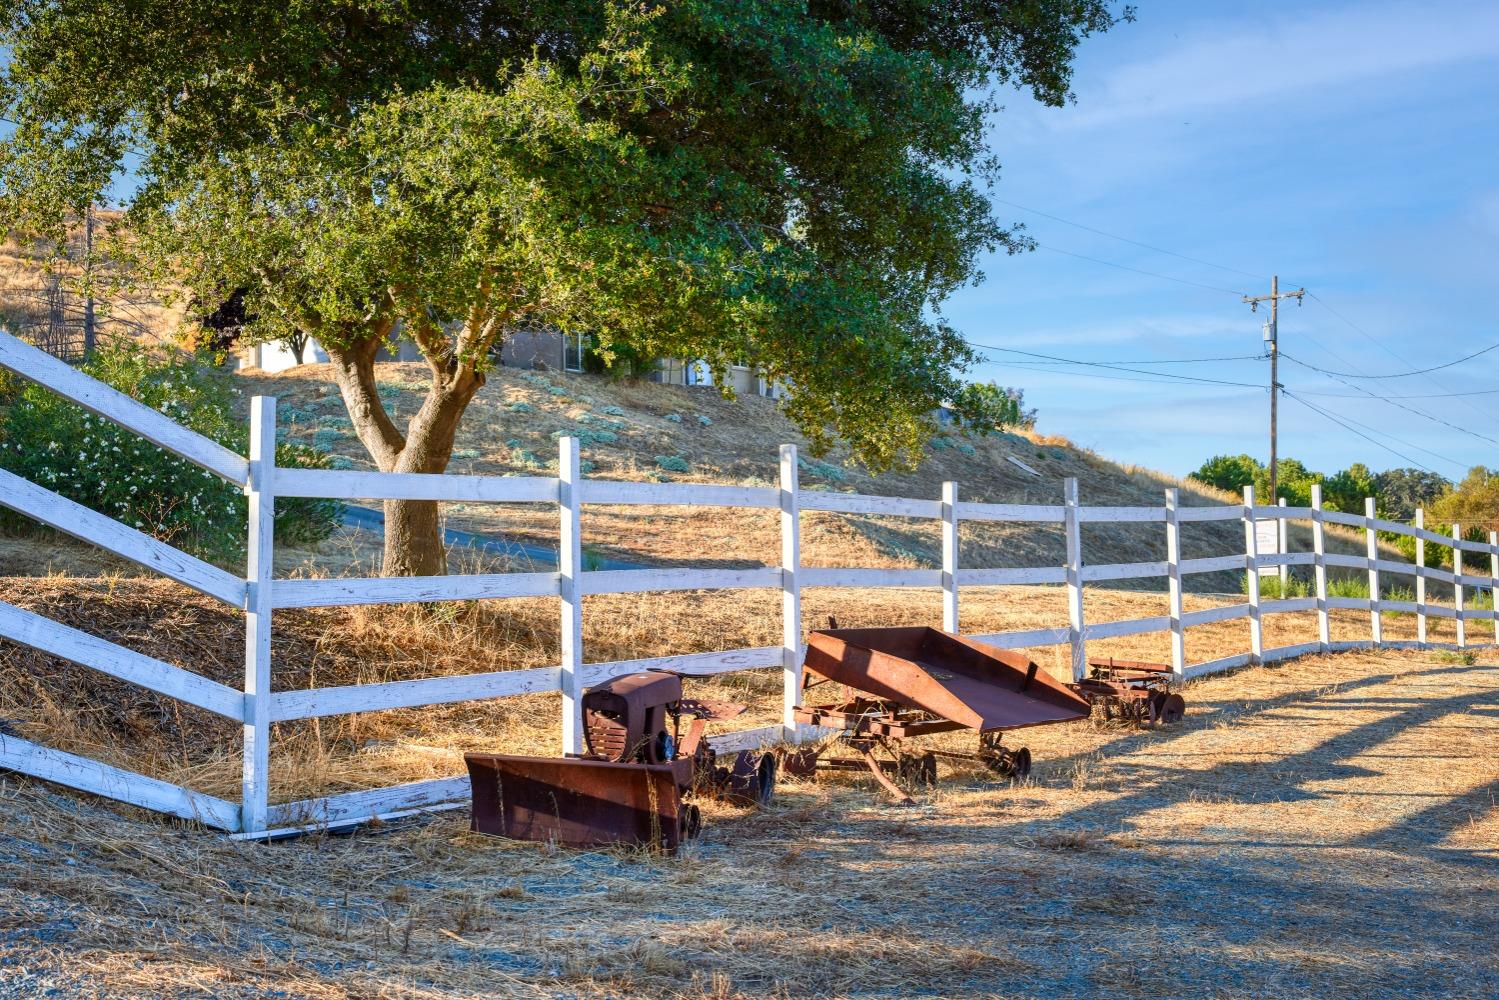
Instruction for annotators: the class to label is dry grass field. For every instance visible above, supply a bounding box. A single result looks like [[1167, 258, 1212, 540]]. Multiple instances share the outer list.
[[2, 571, 1498, 998]]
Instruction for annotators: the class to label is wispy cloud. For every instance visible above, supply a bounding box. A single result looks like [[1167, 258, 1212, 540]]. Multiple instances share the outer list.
[[1062, 0, 1499, 128]]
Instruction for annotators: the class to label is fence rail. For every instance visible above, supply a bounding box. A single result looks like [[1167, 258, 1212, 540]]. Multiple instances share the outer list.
[[0, 330, 1493, 836]]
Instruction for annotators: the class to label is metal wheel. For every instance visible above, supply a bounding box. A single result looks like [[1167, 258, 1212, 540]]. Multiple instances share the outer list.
[[682, 803, 702, 841], [982, 745, 1030, 781], [897, 752, 937, 788], [755, 752, 778, 805]]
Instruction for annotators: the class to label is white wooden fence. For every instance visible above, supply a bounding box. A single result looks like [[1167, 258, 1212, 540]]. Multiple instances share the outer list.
[[0, 330, 1492, 837]]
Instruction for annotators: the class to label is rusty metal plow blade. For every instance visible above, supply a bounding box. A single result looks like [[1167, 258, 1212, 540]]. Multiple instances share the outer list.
[[465, 754, 696, 855]]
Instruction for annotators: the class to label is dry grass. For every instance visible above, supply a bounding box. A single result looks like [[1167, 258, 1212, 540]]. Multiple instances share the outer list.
[[0, 574, 1489, 807], [1, 592, 1496, 997], [224, 361, 1426, 602]]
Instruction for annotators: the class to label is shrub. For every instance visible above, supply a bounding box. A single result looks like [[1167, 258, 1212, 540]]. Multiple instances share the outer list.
[[697, 414, 712, 427], [664, 412, 682, 424], [311, 427, 342, 451], [0, 343, 341, 561], [1242, 574, 1312, 599], [507, 402, 534, 414], [655, 455, 689, 473], [798, 456, 847, 482], [601, 405, 625, 416]]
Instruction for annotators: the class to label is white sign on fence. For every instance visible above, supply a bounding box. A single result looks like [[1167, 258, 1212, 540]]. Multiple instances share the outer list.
[[1255, 518, 1279, 575]]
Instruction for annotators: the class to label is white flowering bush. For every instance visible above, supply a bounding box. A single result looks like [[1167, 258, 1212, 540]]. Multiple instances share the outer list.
[[0, 344, 342, 563]]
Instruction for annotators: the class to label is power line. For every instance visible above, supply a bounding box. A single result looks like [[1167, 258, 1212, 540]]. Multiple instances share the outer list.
[[1033, 244, 1249, 297], [970, 343, 1265, 388], [1279, 343, 1499, 379], [1304, 289, 1499, 426], [998, 352, 1265, 366], [993, 198, 1268, 281], [1282, 391, 1461, 474], [978, 366, 1250, 388], [1282, 355, 1499, 448], [1294, 385, 1499, 400]]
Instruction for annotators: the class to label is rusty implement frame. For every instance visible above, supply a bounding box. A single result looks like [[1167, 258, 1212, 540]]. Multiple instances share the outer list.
[[1069, 657, 1187, 729], [792, 626, 1091, 802]]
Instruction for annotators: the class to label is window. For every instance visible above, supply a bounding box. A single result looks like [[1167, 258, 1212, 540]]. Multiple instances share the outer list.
[[563, 331, 586, 372]]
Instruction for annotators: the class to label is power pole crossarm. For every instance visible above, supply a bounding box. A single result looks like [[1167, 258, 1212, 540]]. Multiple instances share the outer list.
[[1244, 275, 1306, 504]]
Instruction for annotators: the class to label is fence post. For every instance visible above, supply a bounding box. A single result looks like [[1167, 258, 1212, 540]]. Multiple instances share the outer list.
[[1243, 485, 1263, 665], [1277, 497, 1289, 596], [241, 396, 276, 835], [941, 481, 959, 634], [1365, 497, 1381, 646], [780, 444, 803, 741], [558, 436, 584, 755], [1063, 477, 1085, 681], [1311, 485, 1330, 652], [1415, 509, 1428, 647], [1164, 488, 1185, 679], [1489, 531, 1498, 645], [1453, 521, 1466, 650]]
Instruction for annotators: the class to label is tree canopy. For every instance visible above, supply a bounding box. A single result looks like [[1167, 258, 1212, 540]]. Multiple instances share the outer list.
[[0, 0, 1125, 572]]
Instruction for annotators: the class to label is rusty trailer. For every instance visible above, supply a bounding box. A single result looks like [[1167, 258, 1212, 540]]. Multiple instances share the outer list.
[[791, 624, 1092, 802], [1069, 657, 1186, 729], [465, 670, 775, 854]]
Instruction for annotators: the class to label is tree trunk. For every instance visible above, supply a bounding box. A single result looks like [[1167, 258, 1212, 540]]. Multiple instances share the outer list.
[[382, 496, 446, 577], [322, 331, 483, 578]]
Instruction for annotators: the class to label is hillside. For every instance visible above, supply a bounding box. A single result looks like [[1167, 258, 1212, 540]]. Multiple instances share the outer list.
[[236, 359, 1394, 592]]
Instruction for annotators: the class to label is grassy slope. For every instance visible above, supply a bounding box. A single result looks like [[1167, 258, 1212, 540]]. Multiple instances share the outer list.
[[235, 361, 1394, 591]]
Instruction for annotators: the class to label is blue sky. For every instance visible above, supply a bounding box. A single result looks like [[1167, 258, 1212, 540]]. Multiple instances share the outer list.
[[945, 0, 1499, 480]]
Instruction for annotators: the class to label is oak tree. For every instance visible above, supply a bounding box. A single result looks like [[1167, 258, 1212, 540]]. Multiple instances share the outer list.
[[0, 0, 1126, 574]]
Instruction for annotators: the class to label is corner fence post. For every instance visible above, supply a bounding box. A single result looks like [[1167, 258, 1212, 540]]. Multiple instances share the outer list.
[[242, 396, 277, 835], [780, 444, 803, 742], [1164, 488, 1185, 680], [1243, 485, 1263, 665], [1489, 531, 1498, 644], [1415, 509, 1428, 647], [558, 436, 584, 755], [1063, 477, 1086, 681], [1277, 497, 1289, 596], [1453, 521, 1466, 650], [941, 481, 959, 634], [1311, 485, 1330, 652], [1366, 498, 1381, 646]]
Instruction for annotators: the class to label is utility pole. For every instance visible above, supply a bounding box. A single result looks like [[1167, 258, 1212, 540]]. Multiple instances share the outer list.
[[1244, 275, 1305, 501]]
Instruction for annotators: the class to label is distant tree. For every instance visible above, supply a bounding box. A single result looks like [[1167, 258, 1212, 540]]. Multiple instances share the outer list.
[[1431, 466, 1499, 534], [1253, 458, 1322, 508], [1190, 454, 1261, 494], [0, 1, 1125, 575], [1322, 462, 1376, 514], [953, 382, 1036, 434], [1374, 467, 1450, 521]]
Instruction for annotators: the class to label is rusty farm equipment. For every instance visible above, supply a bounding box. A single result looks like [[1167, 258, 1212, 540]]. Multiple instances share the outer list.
[[1068, 657, 1187, 729], [789, 623, 1092, 803], [465, 670, 776, 854]]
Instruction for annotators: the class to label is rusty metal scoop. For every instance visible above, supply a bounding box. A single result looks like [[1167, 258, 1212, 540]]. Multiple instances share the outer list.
[[793, 625, 1091, 801]]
